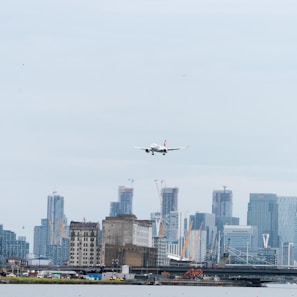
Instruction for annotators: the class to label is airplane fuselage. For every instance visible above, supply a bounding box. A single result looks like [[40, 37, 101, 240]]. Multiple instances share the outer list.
[[146, 143, 168, 155], [136, 140, 187, 156]]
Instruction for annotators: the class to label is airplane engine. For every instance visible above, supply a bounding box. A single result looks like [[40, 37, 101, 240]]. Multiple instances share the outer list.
[[162, 148, 168, 155], [145, 149, 150, 153]]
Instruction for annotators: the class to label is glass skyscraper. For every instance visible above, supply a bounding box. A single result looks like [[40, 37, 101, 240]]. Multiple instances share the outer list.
[[247, 193, 279, 249], [47, 193, 67, 245], [161, 187, 178, 218], [212, 189, 233, 218], [34, 193, 68, 265], [277, 196, 297, 261], [118, 186, 133, 215], [212, 188, 239, 233], [109, 186, 134, 216]]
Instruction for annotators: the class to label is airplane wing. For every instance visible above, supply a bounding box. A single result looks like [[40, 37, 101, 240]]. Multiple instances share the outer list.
[[167, 145, 189, 151], [134, 146, 152, 152]]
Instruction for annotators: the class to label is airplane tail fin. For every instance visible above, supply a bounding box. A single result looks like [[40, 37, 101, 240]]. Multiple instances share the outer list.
[[163, 139, 167, 147]]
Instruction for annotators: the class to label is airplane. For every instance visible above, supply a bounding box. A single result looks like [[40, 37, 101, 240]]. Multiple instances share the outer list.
[[135, 140, 188, 155]]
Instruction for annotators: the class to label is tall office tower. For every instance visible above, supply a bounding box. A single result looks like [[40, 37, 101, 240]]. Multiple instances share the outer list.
[[247, 193, 279, 249], [277, 196, 297, 261], [47, 193, 67, 245], [161, 187, 178, 218], [118, 186, 133, 215], [212, 188, 233, 218], [212, 188, 239, 233]]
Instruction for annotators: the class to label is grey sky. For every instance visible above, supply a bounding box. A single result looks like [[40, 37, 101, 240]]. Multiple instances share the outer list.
[[1, 0, 297, 249]]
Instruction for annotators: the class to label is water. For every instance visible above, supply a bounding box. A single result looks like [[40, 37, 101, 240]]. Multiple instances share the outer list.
[[0, 283, 296, 297]]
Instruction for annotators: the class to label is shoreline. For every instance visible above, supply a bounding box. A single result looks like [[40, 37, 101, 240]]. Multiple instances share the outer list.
[[0, 277, 266, 287]]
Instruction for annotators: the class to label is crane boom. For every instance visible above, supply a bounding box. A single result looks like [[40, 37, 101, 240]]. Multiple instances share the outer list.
[[180, 220, 193, 260], [189, 222, 203, 260]]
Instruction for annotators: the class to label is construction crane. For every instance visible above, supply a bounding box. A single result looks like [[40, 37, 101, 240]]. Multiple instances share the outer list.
[[180, 220, 193, 260], [189, 222, 204, 261]]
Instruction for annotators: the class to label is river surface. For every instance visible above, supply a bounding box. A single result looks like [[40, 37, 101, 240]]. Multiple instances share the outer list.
[[0, 283, 296, 297]]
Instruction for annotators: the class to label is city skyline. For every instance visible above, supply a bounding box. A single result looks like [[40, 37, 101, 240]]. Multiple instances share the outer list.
[[2, 187, 297, 253], [2, 1, 297, 253]]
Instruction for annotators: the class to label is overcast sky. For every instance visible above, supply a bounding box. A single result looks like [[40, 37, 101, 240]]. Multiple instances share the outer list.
[[1, 0, 297, 249]]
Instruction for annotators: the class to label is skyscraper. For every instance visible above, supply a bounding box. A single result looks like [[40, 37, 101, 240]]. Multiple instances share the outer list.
[[161, 187, 178, 218], [47, 193, 67, 245], [34, 192, 69, 265], [212, 188, 239, 233], [277, 196, 297, 244], [277, 196, 297, 261], [247, 193, 279, 249], [109, 186, 134, 216], [212, 188, 233, 218], [118, 186, 133, 215], [160, 187, 178, 244]]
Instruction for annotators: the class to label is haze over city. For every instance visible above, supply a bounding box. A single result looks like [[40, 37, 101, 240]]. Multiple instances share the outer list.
[[1, 0, 297, 249]]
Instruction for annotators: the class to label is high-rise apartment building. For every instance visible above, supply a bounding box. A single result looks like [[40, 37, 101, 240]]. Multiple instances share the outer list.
[[247, 193, 279, 249]]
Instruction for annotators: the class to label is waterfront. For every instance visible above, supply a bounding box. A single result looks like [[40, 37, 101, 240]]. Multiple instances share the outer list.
[[0, 283, 297, 297]]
